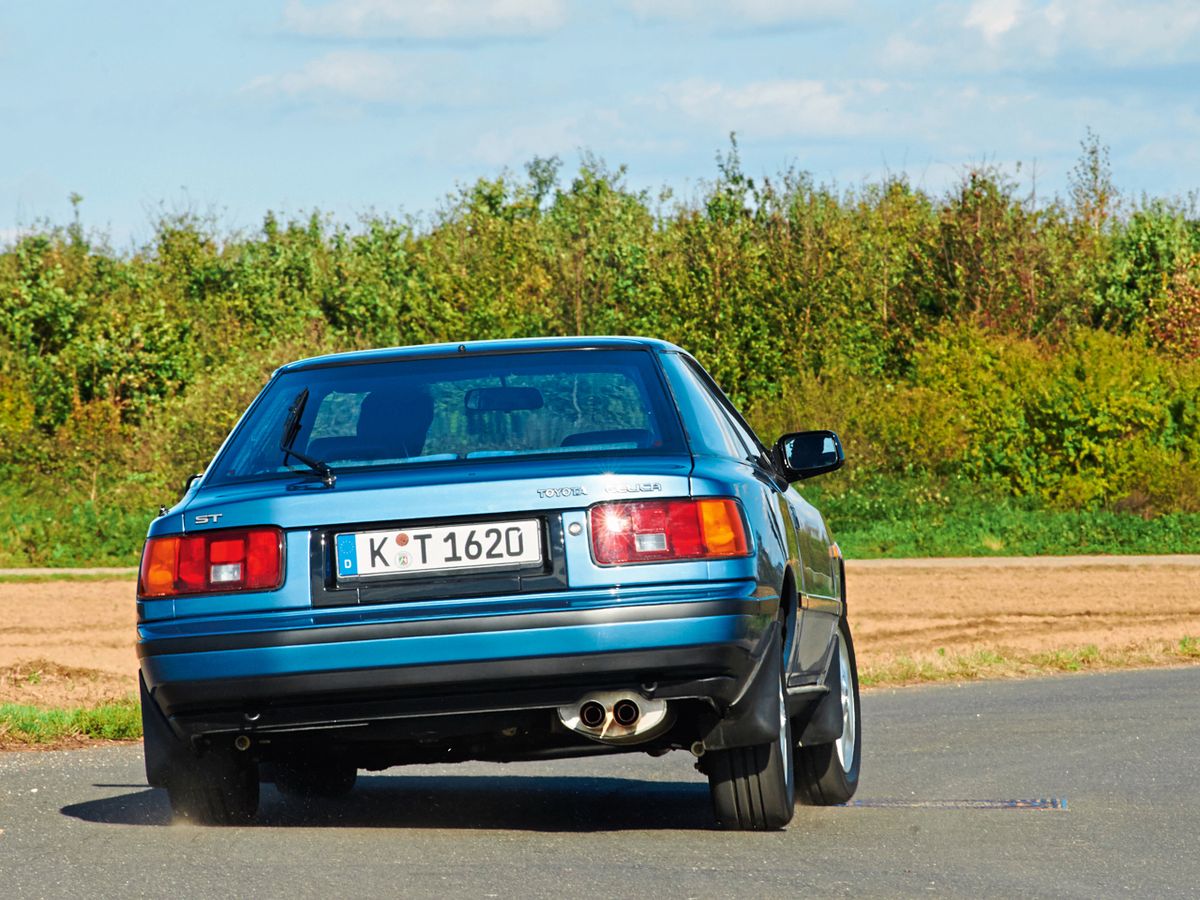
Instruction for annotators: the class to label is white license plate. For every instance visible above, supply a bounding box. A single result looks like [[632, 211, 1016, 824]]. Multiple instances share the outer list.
[[335, 519, 542, 579]]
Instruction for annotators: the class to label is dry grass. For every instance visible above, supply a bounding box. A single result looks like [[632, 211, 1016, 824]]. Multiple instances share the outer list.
[[861, 636, 1200, 687]]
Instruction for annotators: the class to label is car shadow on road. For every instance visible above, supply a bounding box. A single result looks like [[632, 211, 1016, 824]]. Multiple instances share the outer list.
[[62, 774, 717, 831]]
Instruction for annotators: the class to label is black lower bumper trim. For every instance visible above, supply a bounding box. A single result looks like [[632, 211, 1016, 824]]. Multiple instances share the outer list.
[[150, 643, 754, 737]]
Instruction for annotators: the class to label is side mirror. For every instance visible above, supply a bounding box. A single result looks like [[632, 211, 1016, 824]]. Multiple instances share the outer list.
[[774, 430, 844, 482]]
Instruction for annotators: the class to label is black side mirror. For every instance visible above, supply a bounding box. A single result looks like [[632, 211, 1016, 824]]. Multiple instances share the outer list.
[[774, 430, 845, 482]]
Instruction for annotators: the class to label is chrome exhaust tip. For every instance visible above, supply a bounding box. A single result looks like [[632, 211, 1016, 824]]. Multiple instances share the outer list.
[[579, 700, 607, 729], [613, 698, 640, 727]]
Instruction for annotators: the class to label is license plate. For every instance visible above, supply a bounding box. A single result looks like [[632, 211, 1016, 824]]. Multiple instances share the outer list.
[[335, 519, 542, 579]]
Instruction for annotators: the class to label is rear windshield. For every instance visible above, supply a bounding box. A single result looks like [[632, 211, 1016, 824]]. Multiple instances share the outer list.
[[208, 349, 685, 485]]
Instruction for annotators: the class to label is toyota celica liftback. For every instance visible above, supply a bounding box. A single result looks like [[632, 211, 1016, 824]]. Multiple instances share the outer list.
[[137, 337, 860, 829]]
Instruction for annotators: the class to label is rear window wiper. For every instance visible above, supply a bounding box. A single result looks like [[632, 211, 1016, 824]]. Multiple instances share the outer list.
[[279, 388, 336, 487]]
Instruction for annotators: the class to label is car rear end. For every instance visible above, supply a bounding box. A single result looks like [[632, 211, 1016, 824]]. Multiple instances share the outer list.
[[137, 340, 780, 817]]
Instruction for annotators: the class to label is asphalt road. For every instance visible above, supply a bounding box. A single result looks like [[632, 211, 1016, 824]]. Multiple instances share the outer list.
[[1, 668, 1196, 898]]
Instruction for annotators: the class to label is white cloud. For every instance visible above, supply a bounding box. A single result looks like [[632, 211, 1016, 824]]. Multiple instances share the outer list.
[[242, 50, 438, 105], [1129, 134, 1200, 173], [625, 0, 854, 26], [963, 0, 1024, 44], [0, 227, 25, 247], [881, 34, 933, 68], [282, 0, 567, 39], [469, 117, 586, 167], [454, 108, 633, 167], [659, 77, 884, 138], [889, 0, 1200, 71], [1050, 0, 1200, 63]]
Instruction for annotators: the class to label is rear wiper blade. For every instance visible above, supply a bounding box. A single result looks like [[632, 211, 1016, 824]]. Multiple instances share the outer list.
[[279, 388, 336, 487]]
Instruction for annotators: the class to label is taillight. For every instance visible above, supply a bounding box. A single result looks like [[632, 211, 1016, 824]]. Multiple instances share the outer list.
[[138, 527, 283, 598], [589, 498, 750, 565]]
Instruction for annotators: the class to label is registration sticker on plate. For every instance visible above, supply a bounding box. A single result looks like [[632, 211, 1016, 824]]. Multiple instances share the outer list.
[[335, 519, 542, 579]]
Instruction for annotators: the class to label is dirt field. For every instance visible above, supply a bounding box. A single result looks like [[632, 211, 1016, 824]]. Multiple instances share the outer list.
[[848, 555, 1200, 681], [2, 555, 1198, 708]]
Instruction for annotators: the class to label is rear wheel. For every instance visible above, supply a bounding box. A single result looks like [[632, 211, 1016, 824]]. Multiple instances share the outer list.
[[706, 665, 796, 830], [795, 619, 861, 805], [166, 751, 259, 825]]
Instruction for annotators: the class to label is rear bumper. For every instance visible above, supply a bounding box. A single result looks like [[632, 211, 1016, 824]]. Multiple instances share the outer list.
[[138, 583, 775, 737]]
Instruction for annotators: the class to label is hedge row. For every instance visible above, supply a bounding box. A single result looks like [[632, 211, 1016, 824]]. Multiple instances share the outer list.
[[2, 139, 1198, 563]]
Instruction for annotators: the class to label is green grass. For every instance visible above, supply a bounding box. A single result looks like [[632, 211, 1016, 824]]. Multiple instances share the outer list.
[[860, 638, 1200, 688], [0, 699, 141, 745], [806, 475, 1200, 558]]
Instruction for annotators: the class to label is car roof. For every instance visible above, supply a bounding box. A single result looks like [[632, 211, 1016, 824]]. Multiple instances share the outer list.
[[276, 336, 687, 373]]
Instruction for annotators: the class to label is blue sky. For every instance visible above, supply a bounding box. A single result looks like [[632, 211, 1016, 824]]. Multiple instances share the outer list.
[[3, 0, 1200, 246]]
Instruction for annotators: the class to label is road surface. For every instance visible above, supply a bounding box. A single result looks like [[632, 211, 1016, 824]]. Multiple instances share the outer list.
[[1, 668, 1196, 897]]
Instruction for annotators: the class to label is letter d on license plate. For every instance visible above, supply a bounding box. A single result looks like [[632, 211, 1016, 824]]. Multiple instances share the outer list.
[[335, 519, 542, 579]]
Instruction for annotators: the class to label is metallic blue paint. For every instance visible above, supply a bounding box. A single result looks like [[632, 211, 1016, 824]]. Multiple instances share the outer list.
[[137, 337, 841, 754], [139, 579, 759, 643], [144, 613, 757, 684], [274, 336, 687, 376]]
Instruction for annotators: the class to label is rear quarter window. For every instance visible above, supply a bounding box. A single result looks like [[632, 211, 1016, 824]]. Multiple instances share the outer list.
[[659, 353, 749, 460]]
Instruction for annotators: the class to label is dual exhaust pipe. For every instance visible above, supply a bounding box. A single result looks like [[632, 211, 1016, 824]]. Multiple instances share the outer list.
[[557, 691, 671, 744], [579, 697, 641, 729]]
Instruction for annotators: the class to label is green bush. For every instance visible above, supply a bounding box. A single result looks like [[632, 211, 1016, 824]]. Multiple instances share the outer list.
[[2, 139, 1200, 564]]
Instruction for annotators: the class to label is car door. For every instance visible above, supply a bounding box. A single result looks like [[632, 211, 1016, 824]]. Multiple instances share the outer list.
[[780, 484, 841, 681]]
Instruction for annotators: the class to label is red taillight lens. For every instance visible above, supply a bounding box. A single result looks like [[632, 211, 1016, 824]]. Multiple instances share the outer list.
[[589, 498, 750, 565], [138, 527, 283, 598]]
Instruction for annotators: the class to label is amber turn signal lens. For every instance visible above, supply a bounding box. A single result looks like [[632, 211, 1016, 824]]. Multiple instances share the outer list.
[[140, 536, 180, 597]]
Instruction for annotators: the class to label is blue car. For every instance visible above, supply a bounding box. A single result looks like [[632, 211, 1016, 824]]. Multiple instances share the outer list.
[[137, 336, 859, 829]]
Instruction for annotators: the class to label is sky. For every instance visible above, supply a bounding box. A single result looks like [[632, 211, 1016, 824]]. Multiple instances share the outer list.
[[3, 0, 1200, 247]]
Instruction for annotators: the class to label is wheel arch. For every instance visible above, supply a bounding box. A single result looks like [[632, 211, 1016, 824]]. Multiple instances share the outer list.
[[780, 563, 800, 658]]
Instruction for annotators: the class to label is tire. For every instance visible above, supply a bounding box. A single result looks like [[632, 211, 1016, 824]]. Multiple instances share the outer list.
[[166, 751, 260, 825], [706, 664, 796, 830], [271, 757, 358, 800], [795, 619, 861, 805]]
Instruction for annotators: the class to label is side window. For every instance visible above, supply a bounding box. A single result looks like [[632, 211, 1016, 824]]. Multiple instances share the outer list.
[[660, 353, 748, 460], [684, 359, 766, 459]]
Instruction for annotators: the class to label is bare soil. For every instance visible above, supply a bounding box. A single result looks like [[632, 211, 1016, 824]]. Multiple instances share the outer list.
[[847, 556, 1200, 674], [1, 556, 1198, 708], [0, 580, 139, 707]]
